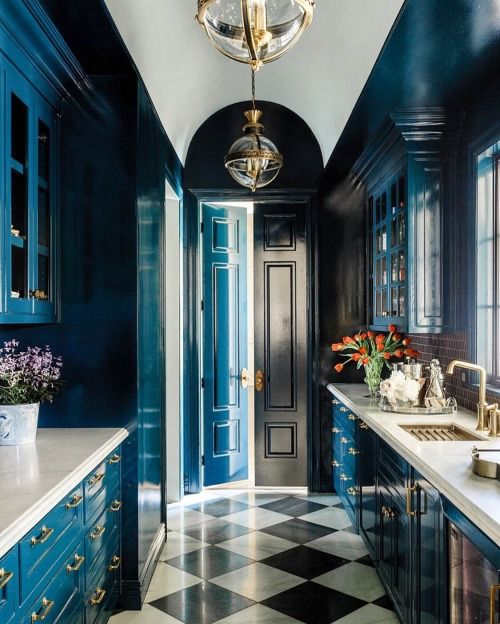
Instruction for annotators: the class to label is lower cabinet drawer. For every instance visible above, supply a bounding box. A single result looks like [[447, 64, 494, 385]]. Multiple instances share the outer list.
[[85, 507, 119, 572], [0, 548, 18, 624], [20, 540, 84, 624], [84, 449, 121, 526], [85, 551, 119, 624], [19, 487, 83, 605]]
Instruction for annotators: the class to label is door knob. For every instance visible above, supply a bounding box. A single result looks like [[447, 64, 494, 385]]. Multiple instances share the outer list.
[[240, 368, 251, 389], [255, 370, 264, 392]]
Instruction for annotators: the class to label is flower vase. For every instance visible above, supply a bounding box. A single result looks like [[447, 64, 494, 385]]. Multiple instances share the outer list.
[[364, 359, 384, 398], [0, 403, 40, 445]]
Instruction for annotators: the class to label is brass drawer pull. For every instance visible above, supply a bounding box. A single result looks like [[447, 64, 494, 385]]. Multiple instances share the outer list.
[[381, 505, 396, 519], [31, 526, 54, 546], [108, 555, 121, 571], [340, 473, 351, 482], [339, 407, 349, 413], [331, 427, 341, 434], [359, 421, 369, 430], [331, 460, 341, 468], [31, 597, 55, 622], [90, 525, 106, 540], [89, 588, 106, 607], [406, 485, 417, 517], [490, 584, 500, 624], [109, 454, 121, 464], [348, 414, 358, 421], [0, 568, 13, 589], [66, 554, 85, 574], [65, 493, 83, 510], [109, 500, 122, 512], [331, 399, 340, 405], [348, 447, 360, 456], [340, 437, 349, 444], [88, 472, 105, 487], [347, 487, 358, 496]]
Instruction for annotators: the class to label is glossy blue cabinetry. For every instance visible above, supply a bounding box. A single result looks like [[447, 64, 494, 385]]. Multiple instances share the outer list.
[[1, 446, 122, 624], [331, 399, 359, 526]]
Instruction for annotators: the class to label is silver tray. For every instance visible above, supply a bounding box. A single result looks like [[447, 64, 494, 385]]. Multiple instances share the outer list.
[[378, 401, 456, 415]]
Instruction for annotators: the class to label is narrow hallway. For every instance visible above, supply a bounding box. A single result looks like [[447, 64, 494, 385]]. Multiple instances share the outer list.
[[112, 491, 398, 624]]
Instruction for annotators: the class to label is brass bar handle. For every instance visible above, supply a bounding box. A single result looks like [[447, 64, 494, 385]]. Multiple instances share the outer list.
[[359, 421, 369, 430], [108, 555, 121, 571], [331, 460, 341, 468], [66, 554, 85, 574], [348, 447, 360, 456], [490, 584, 500, 624], [347, 487, 358, 496], [331, 427, 341, 434], [340, 473, 351, 482], [31, 597, 55, 622], [255, 370, 264, 392], [90, 525, 106, 540], [88, 472, 105, 487], [331, 399, 340, 405], [109, 500, 122, 512], [340, 437, 349, 444], [109, 454, 121, 464], [65, 493, 83, 509], [381, 505, 396, 519], [0, 568, 13, 590], [89, 588, 106, 607], [406, 484, 417, 517], [339, 407, 349, 413], [31, 526, 54, 546], [348, 414, 358, 421]]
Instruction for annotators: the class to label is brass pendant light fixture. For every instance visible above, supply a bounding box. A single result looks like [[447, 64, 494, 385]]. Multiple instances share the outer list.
[[197, 0, 315, 70], [224, 69, 283, 191]]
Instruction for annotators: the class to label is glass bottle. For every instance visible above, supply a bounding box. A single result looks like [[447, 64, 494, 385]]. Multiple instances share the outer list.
[[424, 359, 446, 408]]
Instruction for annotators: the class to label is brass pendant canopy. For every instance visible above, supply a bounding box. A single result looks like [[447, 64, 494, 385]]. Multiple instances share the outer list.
[[224, 108, 283, 192], [197, 0, 315, 70]]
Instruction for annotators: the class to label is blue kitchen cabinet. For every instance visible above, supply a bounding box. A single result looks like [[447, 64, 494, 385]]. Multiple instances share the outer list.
[[0, 549, 18, 624], [358, 418, 377, 561], [331, 399, 359, 527]]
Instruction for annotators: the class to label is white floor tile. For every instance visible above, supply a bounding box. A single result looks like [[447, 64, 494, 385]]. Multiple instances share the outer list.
[[313, 561, 385, 602], [307, 531, 369, 560], [215, 603, 303, 623], [217, 531, 296, 560], [221, 507, 290, 530], [332, 603, 399, 624], [300, 507, 352, 530], [229, 492, 290, 507], [144, 563, 202, 602], [166, 507, 213, 531], [211, 562, 304, 602], [296, 494, 342, 506], [160, 531, 209, 560], [110, 604, 183, 623]]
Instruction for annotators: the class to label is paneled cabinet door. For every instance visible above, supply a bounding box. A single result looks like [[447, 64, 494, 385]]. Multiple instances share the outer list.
[[2, 60, 57, 323], [358, 422, 377, 560]]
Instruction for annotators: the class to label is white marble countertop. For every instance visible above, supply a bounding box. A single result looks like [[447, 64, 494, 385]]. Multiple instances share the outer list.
[[0, 427, 128, 558], [327, 383, 500, 546]]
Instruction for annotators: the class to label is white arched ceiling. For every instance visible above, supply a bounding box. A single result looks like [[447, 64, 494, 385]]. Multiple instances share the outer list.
[[104, 0, 404, 165]]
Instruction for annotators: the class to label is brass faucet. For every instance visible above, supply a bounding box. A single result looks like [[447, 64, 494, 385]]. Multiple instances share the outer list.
[[446, 360, 492, 431]]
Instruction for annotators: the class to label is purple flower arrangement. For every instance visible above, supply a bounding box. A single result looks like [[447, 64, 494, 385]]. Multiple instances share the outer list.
[[0, 340, 63, 405]]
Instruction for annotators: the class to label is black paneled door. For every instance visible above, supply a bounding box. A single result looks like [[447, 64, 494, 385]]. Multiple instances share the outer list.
[[253, 202, 308, 486]]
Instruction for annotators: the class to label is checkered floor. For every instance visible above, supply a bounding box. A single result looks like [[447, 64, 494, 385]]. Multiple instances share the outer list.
[[111, 490, 399, 624]]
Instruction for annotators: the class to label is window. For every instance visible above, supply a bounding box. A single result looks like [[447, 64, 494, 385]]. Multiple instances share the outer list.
[[476, 140, 500, 385]]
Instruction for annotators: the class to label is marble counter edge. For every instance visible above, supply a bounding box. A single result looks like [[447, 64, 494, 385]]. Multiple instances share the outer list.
[[0, 427, 128, 558], [327, 383, 500, 546]]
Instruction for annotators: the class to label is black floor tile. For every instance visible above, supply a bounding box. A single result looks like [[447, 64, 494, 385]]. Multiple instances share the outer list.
[[260, 518, 336, 544], [356, 554, 375, 567], [167, 545, 254, 580], [179, 518, 252, 544], [261, 581, 367, 624], [260, 497, 326, 517], [187, 498, 250, 518], [261, 545, 351, 579], [150, 581, 254, 624], [372, 594, 395, 610]]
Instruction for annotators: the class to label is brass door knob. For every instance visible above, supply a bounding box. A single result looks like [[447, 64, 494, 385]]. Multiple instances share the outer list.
[[240, 368, 251, 389], [255, 370, 264, 392]]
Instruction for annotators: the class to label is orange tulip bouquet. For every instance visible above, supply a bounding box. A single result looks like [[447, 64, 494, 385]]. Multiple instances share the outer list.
[[331, 325, 419, 397]]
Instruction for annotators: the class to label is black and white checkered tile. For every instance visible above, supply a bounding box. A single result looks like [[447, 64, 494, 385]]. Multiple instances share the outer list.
[[111, 491, 399, 624]]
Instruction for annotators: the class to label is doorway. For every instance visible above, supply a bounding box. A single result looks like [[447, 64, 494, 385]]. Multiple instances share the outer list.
[[198, 195, 311, 489]]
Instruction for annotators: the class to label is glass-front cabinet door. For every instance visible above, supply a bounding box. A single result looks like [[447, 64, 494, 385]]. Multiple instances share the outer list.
[[369, 174, 406, 329], [2, 59, 57, 323]]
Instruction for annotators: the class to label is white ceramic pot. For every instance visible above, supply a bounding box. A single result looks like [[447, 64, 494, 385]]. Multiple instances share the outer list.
[[0, 403, 40, 445]]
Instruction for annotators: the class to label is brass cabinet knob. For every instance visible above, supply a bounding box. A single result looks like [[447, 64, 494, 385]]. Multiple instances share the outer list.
[[347, 487, 358, 496], [109, 454, 121, 464], [255, 369, 264, 392]]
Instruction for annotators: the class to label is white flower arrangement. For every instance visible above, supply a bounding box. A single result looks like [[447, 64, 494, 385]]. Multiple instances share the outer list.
[[379, 370, 420, 407]]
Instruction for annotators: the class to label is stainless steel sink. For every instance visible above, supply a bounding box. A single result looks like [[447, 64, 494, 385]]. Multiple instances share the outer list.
[[399, 423, 483, 442]]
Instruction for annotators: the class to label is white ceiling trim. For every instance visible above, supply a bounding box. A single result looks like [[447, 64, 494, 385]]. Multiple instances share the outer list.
[[104, 0, 404, 166]]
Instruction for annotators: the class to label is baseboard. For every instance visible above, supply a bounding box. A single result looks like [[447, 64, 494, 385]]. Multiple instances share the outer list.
[[117, 523, 166, 611]]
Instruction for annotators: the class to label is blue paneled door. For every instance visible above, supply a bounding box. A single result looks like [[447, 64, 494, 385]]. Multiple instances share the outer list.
[[202, 203, 248, 487]]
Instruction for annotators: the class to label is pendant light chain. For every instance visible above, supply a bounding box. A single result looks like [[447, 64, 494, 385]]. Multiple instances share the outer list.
[[251, 66, 256, 111]]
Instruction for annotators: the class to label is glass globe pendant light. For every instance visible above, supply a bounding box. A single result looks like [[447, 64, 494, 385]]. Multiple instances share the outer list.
[[224, 69, 283, 191], [197, 0, 315, 70]]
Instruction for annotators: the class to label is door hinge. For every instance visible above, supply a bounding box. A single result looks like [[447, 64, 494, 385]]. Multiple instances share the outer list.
[[201, 377, 205, 389], [201, 455, 205, 466]]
